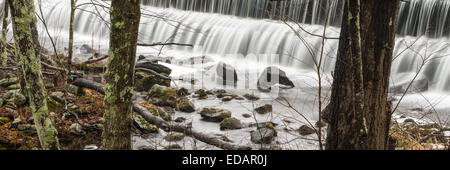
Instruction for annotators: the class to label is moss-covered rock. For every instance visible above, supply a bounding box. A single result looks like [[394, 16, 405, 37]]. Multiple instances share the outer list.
[[135, 72, 171, 92], [6, 84, 20, 90], [147, 85, 178, 108], [164, 144, 182, 150], [177, 88, 189, 97], [69, 123, 86, 136], [199, 107, 232, 122], [255, 104, 272, 114], [164, 132, 185, 142], [174, 117, 186, 123], [243, 94, 260, 101], [50, 91, 65, 103], [2, 90, 27, 108], [133, 112, 158, 133], [221, 96, 233, 102], [195, 89, 208, 99], [298, 125, 315, 136], [178, 98, 195, 113], [220, 117, 242, 130], [0, 77, 18, 88], [250, 128, 277, 144]]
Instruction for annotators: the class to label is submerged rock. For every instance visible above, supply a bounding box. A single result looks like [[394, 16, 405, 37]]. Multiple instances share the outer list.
[[250, 128, 277, 144], [255, 104, 272, 114], [220, 117, 242, 130], [257, 67, 295, 92], [199, 107, 232, 122], [216, 62, 238, 85]]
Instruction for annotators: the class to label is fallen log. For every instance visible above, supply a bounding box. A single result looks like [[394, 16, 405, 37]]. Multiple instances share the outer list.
[[71, 78, 251, 150], [135, 68, 171, 80]]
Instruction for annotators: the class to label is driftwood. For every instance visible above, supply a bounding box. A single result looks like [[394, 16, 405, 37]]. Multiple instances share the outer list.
[[71, 78, 252, 150]]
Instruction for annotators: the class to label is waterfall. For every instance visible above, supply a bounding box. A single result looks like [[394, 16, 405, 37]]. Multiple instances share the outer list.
[[142, 0, 450, 37], [3, 0, 450, 92]]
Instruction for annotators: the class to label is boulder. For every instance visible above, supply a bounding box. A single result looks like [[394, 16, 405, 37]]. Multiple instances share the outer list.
[[199, 107, 232, 122], [2, 90, 27, 108], [147, 85, 178, 108], [221, 96, 233, 102], [255, 104, 272, 114], [135, 61, 172, 75], [194, 89, 208, 99], [219, 117, 242, 130], [174, 117, 186, 123], [176, 88, 190, 97], [0, 77, 18, 88], [216, 62, 238, 85], [298, 125, 315, 136], [135, 72, 171, 92], [178, 98, 195, 113], [50, 91, 65, 103], [257, 67, 295, 92], [250, 128, 277, 144]]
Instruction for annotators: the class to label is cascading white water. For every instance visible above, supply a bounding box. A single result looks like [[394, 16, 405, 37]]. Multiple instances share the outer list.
[[2, 0, 450, 92]]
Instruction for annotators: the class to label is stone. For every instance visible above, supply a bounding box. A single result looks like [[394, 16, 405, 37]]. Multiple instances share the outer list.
[[243, 93, 260, 101], [0, 77, 18, 88], [221, 96, 233, 102], [255, 104, 272, 114], [50, 91, 65, 103], [199, 107, 232, 122], [178, 98, 195, 113], [257, 67, 295, 92], [174, 117, 186, 123], [164, 132, 185, 142], [298, 125, 315, 136], [220, 117, 242, 130], [135, 61, 172, 75], [194, 89, 208, 99], [216, 62, 238, 85], [6, 84, 20, 90], [147, 85, 178, 108], [2, 90, 26, 108], [177, 88, 189, 97], [69, 123, 86, 136], [133, 112, 158, 133], [315, 120, 327, 128], [135, 72, 171, 92], [250, 128, 277, 144], [80, 44, 95, 54], [138, 146, 157, 150], [242, 113, 252, 118]]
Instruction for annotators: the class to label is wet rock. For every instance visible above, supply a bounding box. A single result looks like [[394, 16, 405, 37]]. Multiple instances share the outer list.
[[389, 77, 429, 94], [221, 96, 233, 102], [135, 72, 171, 92], [404, 118, 416, 124], [178, 98, 195, 113], [133, 112, 159, 133], [215, 89, 227, 94], [220, 118, 242, 130], [194, 89, 208, 99], [257, 67, 295, 92], [251, 128, 277, 144], [80, 44, 94, 54], [136, 61, 172, 75], [65, 84, 85, 96], [147, 85, 178, 108], [216, 62, 238, 85], [164, 144, 182, 150], [298, 125, 315, 136], [174, 117, 186, 123], [248, 122, 278, 129], [255, 104, 272, 114], [242, 113, 252, 118], [243, 94, 260, 101], [177, 88, 189, 97], [164, 132, 185, 142], [69, 123, 86, 136], [199, 107, 232, 122]]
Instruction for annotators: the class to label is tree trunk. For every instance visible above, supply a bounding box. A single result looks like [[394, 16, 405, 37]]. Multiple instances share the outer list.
[[325, 0, 399, 150], [0, 0, 8, 67], [9, 0, 60, 150], [67, 0, 75, 82], [102, 0, 141, 150]]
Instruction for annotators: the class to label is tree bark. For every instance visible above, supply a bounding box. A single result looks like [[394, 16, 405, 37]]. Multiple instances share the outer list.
[[67, 0, 76, 82], [102, 0, 141, 150], [0, 0, 8, 67], [9, 0, 60, 150], [326, 0, 399, 150]]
